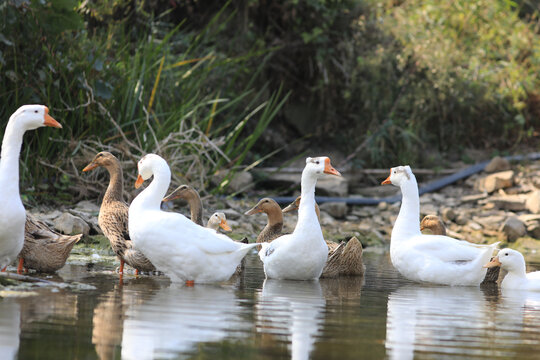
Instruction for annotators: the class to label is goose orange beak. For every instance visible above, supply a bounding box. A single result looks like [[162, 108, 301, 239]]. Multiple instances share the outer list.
[[135, 174, 144, 189], [43, 107, 62, 128], [220, 219, 232, 232], [82, 162, 98, 172], [483, 256, 501, 268], [323, 158, 341, 176], [381, 171, 392, 185]]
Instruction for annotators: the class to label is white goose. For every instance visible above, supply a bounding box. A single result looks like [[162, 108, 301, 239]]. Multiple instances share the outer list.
[[0, 105, 61, 271], [128, 154, 258, 284], [259, 157, 341, 280], [381, 165, 498, 286], [485, 248, 540, 291]]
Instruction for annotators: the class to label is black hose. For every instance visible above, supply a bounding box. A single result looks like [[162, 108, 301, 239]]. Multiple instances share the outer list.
[[273, 152, 540, 205]]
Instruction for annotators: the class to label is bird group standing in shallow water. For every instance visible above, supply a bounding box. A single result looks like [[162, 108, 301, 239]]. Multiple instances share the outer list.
[[1, 104, 539, 292]]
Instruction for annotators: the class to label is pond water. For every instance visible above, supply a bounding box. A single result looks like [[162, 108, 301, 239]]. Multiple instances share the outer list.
[[2, 250, 540, 359]]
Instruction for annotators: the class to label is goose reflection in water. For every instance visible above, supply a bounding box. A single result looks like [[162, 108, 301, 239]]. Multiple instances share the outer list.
[[0, 299, 20, 360], [385, 285, 496, 360], [256, 279, 326, 360], [120, 284, 250, 360]]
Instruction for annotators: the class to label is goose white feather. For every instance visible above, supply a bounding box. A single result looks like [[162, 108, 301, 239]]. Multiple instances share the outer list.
[[382, 165, 498, 286], [259, 156, 341, 280], [485, 248, 540, 291], [128, 154, 258, 283], [0, 105, 61, 270]]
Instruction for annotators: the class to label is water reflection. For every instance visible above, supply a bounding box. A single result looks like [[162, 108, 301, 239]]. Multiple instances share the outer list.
[[120, 283, 250, 359], [256, 279, 326, 360], [0, 299, 20, 360], [385, 285, 496, 359]]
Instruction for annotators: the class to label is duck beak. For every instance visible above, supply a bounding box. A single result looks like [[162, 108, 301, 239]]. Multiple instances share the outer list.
[[244, 206, 261, 216], [323, 158, 341, 176], [135, 174, 144, 189], [43, 107, 62, 128], [162, 190, 179, 202], [420, 225, 425, 231], [282, 202, 298, 213], [82, 162, 98, 172], [220, 219, 232, 232], [483, 256, 502, 268], [381, 170, 392, 185]]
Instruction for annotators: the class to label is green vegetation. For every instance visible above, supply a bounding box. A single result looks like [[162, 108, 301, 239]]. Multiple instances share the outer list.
[[1, 0, 539, 202]]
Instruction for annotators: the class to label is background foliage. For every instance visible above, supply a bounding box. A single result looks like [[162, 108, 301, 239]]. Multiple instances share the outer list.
[[0, 0, 539, 202]]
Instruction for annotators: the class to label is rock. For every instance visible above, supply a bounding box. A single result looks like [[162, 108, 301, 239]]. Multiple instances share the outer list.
[[213, 170, 254, 194], [74, 200, 100, 214], [53, 212, 90, 236], [499, 216, 526, 242], [320, 202, 348, 219], [487, 195, 527, 211], [455, 214, 468, 226], [474, 170, 515, 193], [526, 190, 540, 214], [526, 222, 540, 239], [473, 215, 506, 231], [484, 156, 511, 173], [317, 176, 348, 197]]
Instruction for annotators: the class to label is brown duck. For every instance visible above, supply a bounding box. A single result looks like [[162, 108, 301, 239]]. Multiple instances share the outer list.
[[83, 151, 155, 274], [420, 214, 499, 284], [162, 184, 204, 225], [17, 213, 82, 273], [246, 196, 364, 277]]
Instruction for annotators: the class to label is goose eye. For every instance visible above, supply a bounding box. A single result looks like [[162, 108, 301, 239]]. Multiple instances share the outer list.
[[315, 161, 320, 165], [34, 110, 38, 113], [505, 253, 509, 256]]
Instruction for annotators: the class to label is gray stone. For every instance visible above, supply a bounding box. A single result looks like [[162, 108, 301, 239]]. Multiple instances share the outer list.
[[54, 212, 90, 236], [317, 176, 348, 197], [320, 202, 348, 219], [499, 216, 526, 242], [484, 156, 511, 173], [475, 170, 515, 193], [488, 195, 527, 211], [74, 200, 100, 214], [213, 170, 254, 194]]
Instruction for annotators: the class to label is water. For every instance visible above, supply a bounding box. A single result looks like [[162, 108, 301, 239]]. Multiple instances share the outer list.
[[1, 251, 540, 359]]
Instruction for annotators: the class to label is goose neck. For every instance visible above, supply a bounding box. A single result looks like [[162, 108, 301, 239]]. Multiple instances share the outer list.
[[295, 171, 319, 233], [136, 164, 171, 211], [0, 117, 25, 192], [392, 177, 421, 240]]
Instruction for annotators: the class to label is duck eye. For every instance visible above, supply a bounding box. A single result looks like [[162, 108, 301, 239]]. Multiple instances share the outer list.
[[505, 253, 509, 256], [34, 110, 38, 113]]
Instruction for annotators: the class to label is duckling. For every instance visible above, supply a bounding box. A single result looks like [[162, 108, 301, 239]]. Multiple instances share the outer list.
[[484, 248, 540, 291], [83, 152, 155, 274], [18, 213, 82, 273], [207, 212, 232, 233], [420, 214, 500, 284], [162, 184, 203, 226]]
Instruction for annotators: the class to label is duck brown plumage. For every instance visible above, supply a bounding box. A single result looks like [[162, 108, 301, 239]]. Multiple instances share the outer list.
[[18, 213, 82, 273], [162, 184, 204, 226], [244, 198, 284, 243], [420, 214, 499, 284], [83, 151, 155, 274]]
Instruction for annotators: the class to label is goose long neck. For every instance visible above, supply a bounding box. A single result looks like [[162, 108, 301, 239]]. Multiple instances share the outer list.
[[138, 164, 171, 211], [0, 117, 25, 193], [392, 176, 421, 240], [294, 170, 319, 233], [103, 161, 124, 204], [186, 192, 203, 226]]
